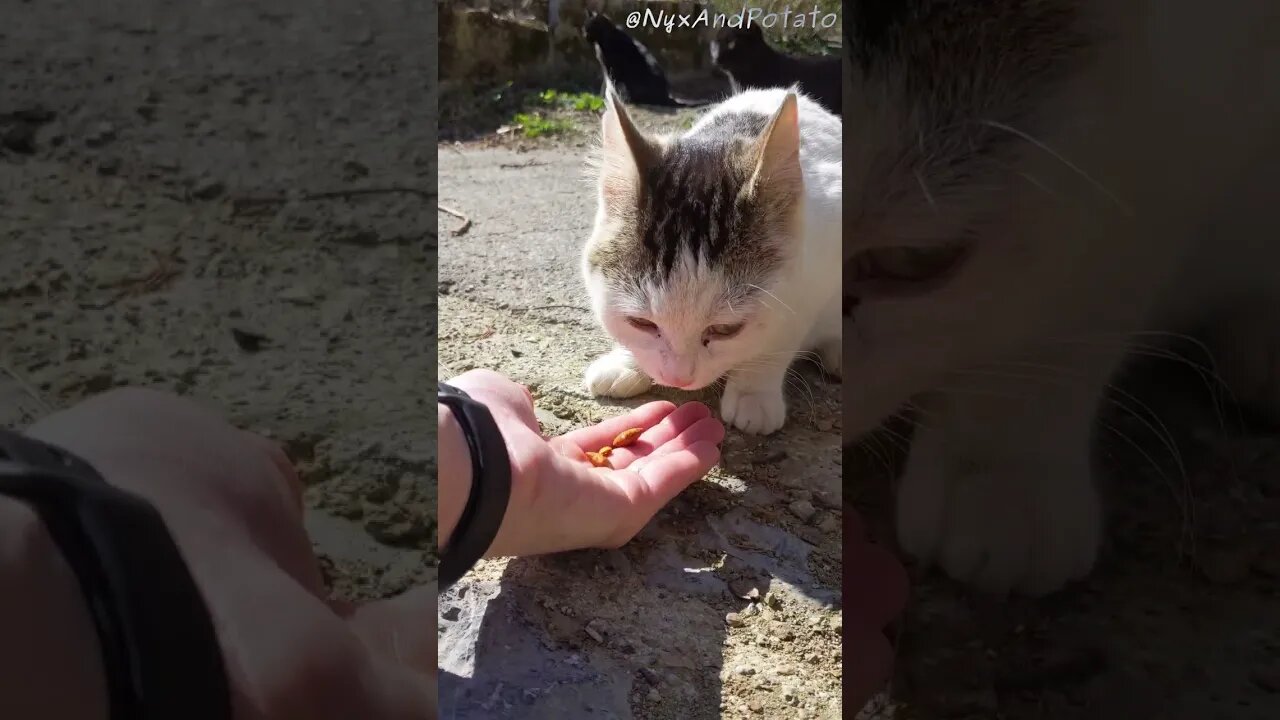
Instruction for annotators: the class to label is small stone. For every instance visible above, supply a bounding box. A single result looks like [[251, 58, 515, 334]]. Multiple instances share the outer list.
[[764, 592, 783, 610], [602, 548, 632, 574], [639, 667, 661, 686], [2, 122, 37, 154], [646, 688, 660, 703], [789, 499, 816, 522], [816, 513, 840, 534], [748, 699, 764, 713], [191, 177, 225, 200], [1200, 545, 1256, 585], [584, 621, 605, 644], [96, 156, 122, 176], [735, 665, 756, 676], [1255, 548, 1280, 578], [277, 285, 314, 305], [728, 578, 762, 600], [1250, 665, 1280, 693], [342, 159, 370, 179], [726, 612, 746, 627], [85, 121, 116, 148]]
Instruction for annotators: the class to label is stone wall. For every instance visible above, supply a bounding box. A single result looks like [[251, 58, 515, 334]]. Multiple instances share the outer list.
[[440, 0, 718, 87]]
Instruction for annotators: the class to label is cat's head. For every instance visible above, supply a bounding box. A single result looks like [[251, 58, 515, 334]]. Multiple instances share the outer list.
[[841, 0, 1099, 437], [582, 11, 612, 42], [710, 23, 767, 72], [583, 89, 805, 391]]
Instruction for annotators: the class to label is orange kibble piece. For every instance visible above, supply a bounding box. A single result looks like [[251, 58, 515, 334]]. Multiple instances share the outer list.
[[612, 427, 644, 448], [586, 451, 611, 468], [598, 446, 613, 457]]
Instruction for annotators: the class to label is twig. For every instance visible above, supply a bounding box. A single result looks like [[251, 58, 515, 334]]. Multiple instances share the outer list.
[[0, 363, 54, 414], [79, 248, 182, 309], [231, 185, 435, 214], [438, 204, 472, 236], [513, 304, 590, 314]]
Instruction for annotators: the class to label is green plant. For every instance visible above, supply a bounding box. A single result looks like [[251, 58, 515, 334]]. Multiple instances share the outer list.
[[538, 89, 605, 113], [512, 112, 574, 138]]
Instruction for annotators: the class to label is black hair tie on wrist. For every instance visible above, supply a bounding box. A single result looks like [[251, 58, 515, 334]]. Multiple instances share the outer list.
[[0, 429, 231, 720], [437, 382, 512, 591]]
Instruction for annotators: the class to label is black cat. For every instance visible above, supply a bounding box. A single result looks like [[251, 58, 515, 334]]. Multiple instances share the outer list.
[[582, 12, 700, 107], [710, 23, 841, 116]]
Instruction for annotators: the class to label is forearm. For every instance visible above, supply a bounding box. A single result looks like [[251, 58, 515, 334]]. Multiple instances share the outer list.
[[436, 404, 474, 551], [0, 497, 108, 720]]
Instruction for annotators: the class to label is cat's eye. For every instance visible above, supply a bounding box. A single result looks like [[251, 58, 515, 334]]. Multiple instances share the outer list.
[[628, 317, 659, 333], [705, 322, 744, 340], [847, 243, 969, 299]]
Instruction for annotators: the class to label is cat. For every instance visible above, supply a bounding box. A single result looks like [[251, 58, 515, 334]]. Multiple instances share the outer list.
[[841, 0, 1280, 596], [710, 23, 841, 116], [581, 11, 700, 107], [581, 86, 842, 436]]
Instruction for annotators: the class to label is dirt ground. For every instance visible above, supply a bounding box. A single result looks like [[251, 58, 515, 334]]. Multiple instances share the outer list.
[[0, 0, 435, 604], [436, 107, 843, 719], [852, 349, 1280, 719]]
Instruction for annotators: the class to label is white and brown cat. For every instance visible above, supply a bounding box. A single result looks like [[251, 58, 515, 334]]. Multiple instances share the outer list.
[[580, 86, 842, 436], [842, 0, 1280, 595]]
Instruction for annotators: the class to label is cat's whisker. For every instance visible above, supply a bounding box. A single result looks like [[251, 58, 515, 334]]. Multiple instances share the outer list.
[[1098, 419, 1197, 559], [915, 169, 938, 210], [1032, 333, 1246, 482], [746, 284, 796, 316], [973, 118, 1134, 216]]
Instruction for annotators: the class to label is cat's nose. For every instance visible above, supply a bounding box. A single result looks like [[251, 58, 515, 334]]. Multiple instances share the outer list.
[[661, 372, 695, 388]]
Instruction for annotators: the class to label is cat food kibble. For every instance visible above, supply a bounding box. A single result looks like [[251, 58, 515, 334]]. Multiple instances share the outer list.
[[584, 428, 643, 468], [612, 427, 644, 448]]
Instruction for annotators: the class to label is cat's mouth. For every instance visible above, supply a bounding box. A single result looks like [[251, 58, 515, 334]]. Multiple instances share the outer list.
[[846, 243, 970, 300]]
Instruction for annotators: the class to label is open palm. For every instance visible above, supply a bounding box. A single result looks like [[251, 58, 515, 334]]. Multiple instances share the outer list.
[[446, 371, 724, 559]]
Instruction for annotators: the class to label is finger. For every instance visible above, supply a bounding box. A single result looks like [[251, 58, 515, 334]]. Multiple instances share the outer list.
[[557, 400, 677, 451], [241, 430, 305, 512], [347, 586, 437, 676], [628, 439, 721, 511], [340, 589, 441, 718], [844, 621, 896, 712], [595, 401, 711, 468], [626, 416, 725, 473], [845, 539, 909, 631]]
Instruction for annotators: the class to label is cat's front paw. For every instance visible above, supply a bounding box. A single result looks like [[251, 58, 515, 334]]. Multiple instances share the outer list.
[[896, 429, 1101, 596], [720, 383, 787, 435], [585, 348, 653, 398]]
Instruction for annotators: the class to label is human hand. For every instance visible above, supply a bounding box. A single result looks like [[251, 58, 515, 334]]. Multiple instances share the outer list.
[[844, 508, 908, 711], [26, 387, 436, 720], [443, 370, 724, 558]]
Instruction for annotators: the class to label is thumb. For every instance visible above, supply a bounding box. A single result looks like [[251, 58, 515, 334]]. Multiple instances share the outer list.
[[347, 585, 437, 676], [340, 586, 439, 720]]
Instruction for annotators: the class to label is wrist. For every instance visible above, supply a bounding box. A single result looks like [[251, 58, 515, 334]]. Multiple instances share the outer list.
[[437, 404, 474, 550], [0, 496, 108, 720]]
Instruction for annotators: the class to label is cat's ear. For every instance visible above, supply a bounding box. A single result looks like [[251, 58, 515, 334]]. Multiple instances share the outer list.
[[599, 85, 658, 205], [744, 92, 803, 202]]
